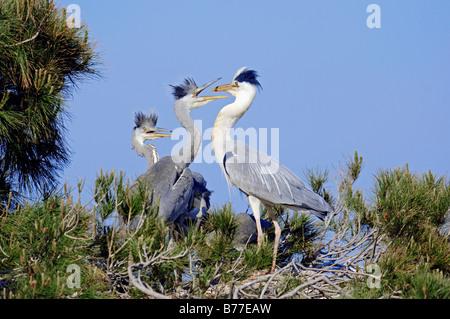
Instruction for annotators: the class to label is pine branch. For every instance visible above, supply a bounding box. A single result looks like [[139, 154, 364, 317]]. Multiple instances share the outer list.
[[5, 8, 50, 47]]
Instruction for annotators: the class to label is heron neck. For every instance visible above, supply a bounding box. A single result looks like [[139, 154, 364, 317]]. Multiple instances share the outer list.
[[172, 105, 201, 169], [145, 145, 159, 169], [211, 87, 256, 163], [132, 135, 159, 169]]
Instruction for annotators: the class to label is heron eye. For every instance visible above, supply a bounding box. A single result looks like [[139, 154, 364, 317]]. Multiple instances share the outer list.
[[234, 81, 239, 87]]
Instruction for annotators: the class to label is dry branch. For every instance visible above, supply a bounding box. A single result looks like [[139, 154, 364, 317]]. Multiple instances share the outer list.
[[127, 246, 188, 299]]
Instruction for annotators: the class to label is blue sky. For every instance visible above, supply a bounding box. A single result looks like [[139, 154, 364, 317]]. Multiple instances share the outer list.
[[58, 0, 449, 213]]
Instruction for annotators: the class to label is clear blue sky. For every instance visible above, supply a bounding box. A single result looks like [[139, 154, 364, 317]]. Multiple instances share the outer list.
[[57, 0, 449, 213]]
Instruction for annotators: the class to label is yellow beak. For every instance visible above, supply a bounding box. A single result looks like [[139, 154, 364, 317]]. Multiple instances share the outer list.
[[198, 95, 228, 101], [210, 83, 236, 92], [151, 132, 172, 138], [192, 78, 229, 100], [146, 127, 172, 138]]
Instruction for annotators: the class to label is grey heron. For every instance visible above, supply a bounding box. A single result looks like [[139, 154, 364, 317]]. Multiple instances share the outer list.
[[121, 111, 171, 230], [136, 78, 227, 231], [131, 111, 171, 169], [210, 67, 334, 272], [167, 77, 227, 228]]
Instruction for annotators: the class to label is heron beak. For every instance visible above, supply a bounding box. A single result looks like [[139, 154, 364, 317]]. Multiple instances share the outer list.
[[188, 78, 228, 109], [155, 127, 172, 133], [195, 77, 222, 96], [146, 127, 172, 138], [197, 95, 228, 102], [210, 82, 236, 92], [151, 132, 172, 138], [192, 78, 228, 103]]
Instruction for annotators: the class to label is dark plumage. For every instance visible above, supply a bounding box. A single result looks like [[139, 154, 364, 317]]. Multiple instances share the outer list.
[[170, 78, 198, 99], [134, 111, 158, 130], [234, 68, 262, 90], [232, 213, 272, 247]]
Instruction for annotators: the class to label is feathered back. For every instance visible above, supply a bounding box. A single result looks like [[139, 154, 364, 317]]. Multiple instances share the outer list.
[[170, 78, 198, 99], [134, 111, 158, 130], [233, 67, 262, 89]]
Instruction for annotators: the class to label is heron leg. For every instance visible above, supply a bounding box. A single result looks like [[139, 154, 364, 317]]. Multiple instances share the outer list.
[[248, 195, 263, 248], [265, 205, 280, 273]]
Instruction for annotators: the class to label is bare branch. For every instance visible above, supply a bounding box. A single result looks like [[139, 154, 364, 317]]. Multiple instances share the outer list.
[[127, 247, 188, 299]]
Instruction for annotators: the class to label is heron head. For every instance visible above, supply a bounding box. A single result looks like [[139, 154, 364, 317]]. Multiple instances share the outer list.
[[133, 111, 171, 141], [171, 78, 228, 110], [210, 67, 261, 97]]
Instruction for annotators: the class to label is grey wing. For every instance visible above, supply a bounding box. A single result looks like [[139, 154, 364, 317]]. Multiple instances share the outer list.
[[223, 142, 333, 219], [132, 157, 177, 199], [187, 170, 212, 219], [191, 171, 207, 189], [191, 171, 212, 207], [131, 156, 192, 222], [158, 167, 194, 222]]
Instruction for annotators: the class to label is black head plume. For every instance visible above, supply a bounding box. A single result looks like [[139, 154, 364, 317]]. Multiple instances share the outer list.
[[170, 78, 199, 99], [134, 111, 158, 129], [233, 68, 262, 90]]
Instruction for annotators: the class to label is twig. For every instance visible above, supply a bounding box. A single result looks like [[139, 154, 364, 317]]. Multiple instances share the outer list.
[[259, 261, 294, 298], [6, 9, 51, 47], [128, 247, 188, 299], [278, 275, 327, 299], [233, 274, 273, 299], [7, 31, 40, 47]]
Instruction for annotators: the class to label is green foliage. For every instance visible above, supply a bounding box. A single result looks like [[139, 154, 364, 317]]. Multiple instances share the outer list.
[[327, 152, 449, 299], [347, 150, 364, 183], [205, 203, 237, 248], [385, 229, 448, 272], [338, 151, 369, 221], [408, 267, 450, 299], [1, 154, 449, 299], [373, 165, 450, 238], [0, 186, 108, 298], [190, 204, 240, 289], [279, 212, 319, 263], [304, 167, 333, 205], [0, 0, 100, 201], [346, 164, 450, 298], [242, 235, 273, 270], [369, 165, 450, 288]]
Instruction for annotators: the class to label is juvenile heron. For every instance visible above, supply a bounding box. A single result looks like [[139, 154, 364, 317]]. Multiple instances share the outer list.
[[169, 78, 225, 225], [131, 111, 171, 169], [210, 67, 334, 272], [137, 78, 227, 230], [124, 111, 171, 230]]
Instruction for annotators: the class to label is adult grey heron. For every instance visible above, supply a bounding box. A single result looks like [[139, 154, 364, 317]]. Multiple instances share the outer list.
[[137, 78, 227, 230], [210, 67, 334, 272]]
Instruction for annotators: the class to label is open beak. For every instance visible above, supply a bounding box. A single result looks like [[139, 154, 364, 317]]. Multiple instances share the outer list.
[[147, 127, 172, 138], [194, 78, 228, 100], [210, 82, 236, 92]]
